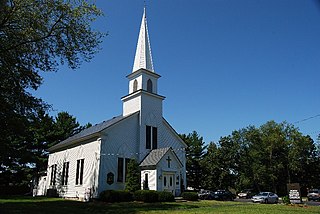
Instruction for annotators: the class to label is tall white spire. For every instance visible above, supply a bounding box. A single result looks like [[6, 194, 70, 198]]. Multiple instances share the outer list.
[[132, 7, 154, 73]]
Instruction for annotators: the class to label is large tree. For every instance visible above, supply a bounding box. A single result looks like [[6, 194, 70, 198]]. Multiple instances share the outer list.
[[180, 131, 207, 190], [1, 110, 86, 193], [0, 0, 104, 188]]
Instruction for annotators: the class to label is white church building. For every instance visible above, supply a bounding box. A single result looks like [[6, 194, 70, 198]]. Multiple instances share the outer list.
[[43, 8, 187, 199]]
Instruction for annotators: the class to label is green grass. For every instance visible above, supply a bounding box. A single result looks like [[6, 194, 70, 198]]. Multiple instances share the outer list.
[[0, 196, 319, 214]]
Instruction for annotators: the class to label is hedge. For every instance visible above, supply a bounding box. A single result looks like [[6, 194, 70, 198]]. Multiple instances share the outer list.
[[181, 192, 198, 201], [99, 190, 133, 202], [158, 191, 175, 202], [134, 190, 159, 203]]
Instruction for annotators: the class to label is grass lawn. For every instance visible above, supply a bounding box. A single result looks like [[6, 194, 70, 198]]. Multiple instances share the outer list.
[[1, 196, 319, 214]]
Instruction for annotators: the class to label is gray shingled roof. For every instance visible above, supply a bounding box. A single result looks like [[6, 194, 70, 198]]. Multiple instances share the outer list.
[[139, 147, 171, 167], [48, 113, 137, 152]]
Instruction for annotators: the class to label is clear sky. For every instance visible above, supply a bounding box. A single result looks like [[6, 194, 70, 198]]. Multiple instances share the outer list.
[[34, 0, 320, 144]]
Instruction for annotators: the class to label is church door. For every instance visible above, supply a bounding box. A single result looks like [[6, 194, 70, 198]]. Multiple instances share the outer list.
[[163, 173, 175, 195]]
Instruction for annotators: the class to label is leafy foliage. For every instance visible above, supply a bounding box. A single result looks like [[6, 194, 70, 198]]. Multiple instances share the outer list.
[[183, 121, 320, 196], [158, 191, 175, 202], [0, 0, 104, 193], [180, 131, 207, 190], [0, 111, 86, 193], [181, 192, 198, 201], [125, 159, 141, 192], [134, 190, 159, 203], [99, 190, 133, 203]]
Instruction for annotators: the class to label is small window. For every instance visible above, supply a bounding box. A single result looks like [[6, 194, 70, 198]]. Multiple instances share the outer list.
[[143, 173, 149, 190], [146, 126, 157, 150], [50, 164, 57, 185], [133, 79, 138, 92], [62, 162, 69, 185], [76, 159, 84, 185], [117, 158, 124, 182], [147, 79, 153, 93]]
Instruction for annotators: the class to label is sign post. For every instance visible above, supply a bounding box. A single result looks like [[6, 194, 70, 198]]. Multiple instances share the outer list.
[[287, 183, 302, 204]]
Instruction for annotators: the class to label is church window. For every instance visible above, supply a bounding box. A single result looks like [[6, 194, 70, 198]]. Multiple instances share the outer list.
[[147, 79, 153, 93], [50, 164, 57, 185], [170, 176, 173, 186], [62, 162, 69, 185], [117, 158, 124, 182], [143, 173, 149, 190], [76, 159, 84, 185], [164, 176, 167, 187], [117, 158, 131, 182], [146, 126, 157, 149], [133, 79, 138, 92]]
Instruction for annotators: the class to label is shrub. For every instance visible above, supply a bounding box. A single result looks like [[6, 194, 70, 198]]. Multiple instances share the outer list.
[[99, 190, 133, 202], [181, 192, 198, 201], [134, 190, 159, 203], [158, 191, 175, 202], [282, 196, 291, 205]]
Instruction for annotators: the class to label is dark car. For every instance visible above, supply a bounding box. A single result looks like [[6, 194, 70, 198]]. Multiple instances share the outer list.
[[212, 190, 235, 201], [198, 189, 214, 200], [307, 189, 320, 201]]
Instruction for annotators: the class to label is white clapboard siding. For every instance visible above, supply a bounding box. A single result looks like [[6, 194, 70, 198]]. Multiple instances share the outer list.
[[47, 138, 101, 198], [98, 113, 140, 193]]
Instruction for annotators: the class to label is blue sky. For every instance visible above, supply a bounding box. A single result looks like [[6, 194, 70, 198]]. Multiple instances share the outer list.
[[34, 0, 320, 144]]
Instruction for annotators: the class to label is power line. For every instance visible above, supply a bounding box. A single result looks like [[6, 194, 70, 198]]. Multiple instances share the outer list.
[[294, 114, 320, 124]]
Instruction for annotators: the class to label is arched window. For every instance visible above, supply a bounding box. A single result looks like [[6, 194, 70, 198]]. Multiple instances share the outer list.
[[147, 79, 153, 93], [133, 79, 138, 92]]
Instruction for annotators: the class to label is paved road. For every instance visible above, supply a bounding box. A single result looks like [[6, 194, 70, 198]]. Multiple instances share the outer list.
[[234, 198, 320, 207]]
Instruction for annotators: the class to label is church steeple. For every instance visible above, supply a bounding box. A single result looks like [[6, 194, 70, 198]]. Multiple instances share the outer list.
[[122, 7, 164, 117], [132, 7, 154, 73]]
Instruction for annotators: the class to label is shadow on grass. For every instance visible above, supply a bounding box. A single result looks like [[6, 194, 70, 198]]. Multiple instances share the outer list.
[[0, 196, 200, 214]]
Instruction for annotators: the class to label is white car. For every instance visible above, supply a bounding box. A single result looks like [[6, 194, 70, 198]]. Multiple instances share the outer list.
[[251, 192, 278, 204]]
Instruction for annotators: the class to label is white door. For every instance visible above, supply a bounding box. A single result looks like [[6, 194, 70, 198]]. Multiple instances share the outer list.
[[163, 173, 175, 194]]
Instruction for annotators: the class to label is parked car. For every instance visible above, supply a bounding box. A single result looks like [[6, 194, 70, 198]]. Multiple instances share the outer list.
[[198, 190, 214, 200], [251, 192, 278, 204], [212, 190, 235, 201], [238, 189, 255, 199], [307, 189, 320, 201]]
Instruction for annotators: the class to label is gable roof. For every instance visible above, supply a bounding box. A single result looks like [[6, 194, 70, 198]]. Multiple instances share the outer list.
[[48, 112, 139, 152], [162, 118, 188, 148], [139, 147, 183, 167]]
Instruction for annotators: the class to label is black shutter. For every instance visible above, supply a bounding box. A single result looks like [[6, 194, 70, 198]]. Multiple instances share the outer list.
[[146, 126, 151, 149], [117, 158, 124, 182], [80, 159, 84, 185], [152, 127, 157, 149], [76, 160, 80, 185], [65, 162, 69, 185]]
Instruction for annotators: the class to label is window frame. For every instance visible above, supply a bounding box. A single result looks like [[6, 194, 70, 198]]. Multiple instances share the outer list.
[[76, 159, 84, 185]]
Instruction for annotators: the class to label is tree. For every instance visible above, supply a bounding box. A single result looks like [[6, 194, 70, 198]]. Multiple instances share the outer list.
[[125, 159, 141, 192], [0, 0, 104, 188], [1, 110, 86, 193], [180, 131, 207, 190], [202, 142, 221, 190]]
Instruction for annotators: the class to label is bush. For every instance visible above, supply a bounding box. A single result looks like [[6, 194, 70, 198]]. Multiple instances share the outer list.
[[99, 190, 133, 202], [158, 191, 175, 202], [282, 196, 290, 205], [134, 190, 159, 203], [181, 192, 198, 201]]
